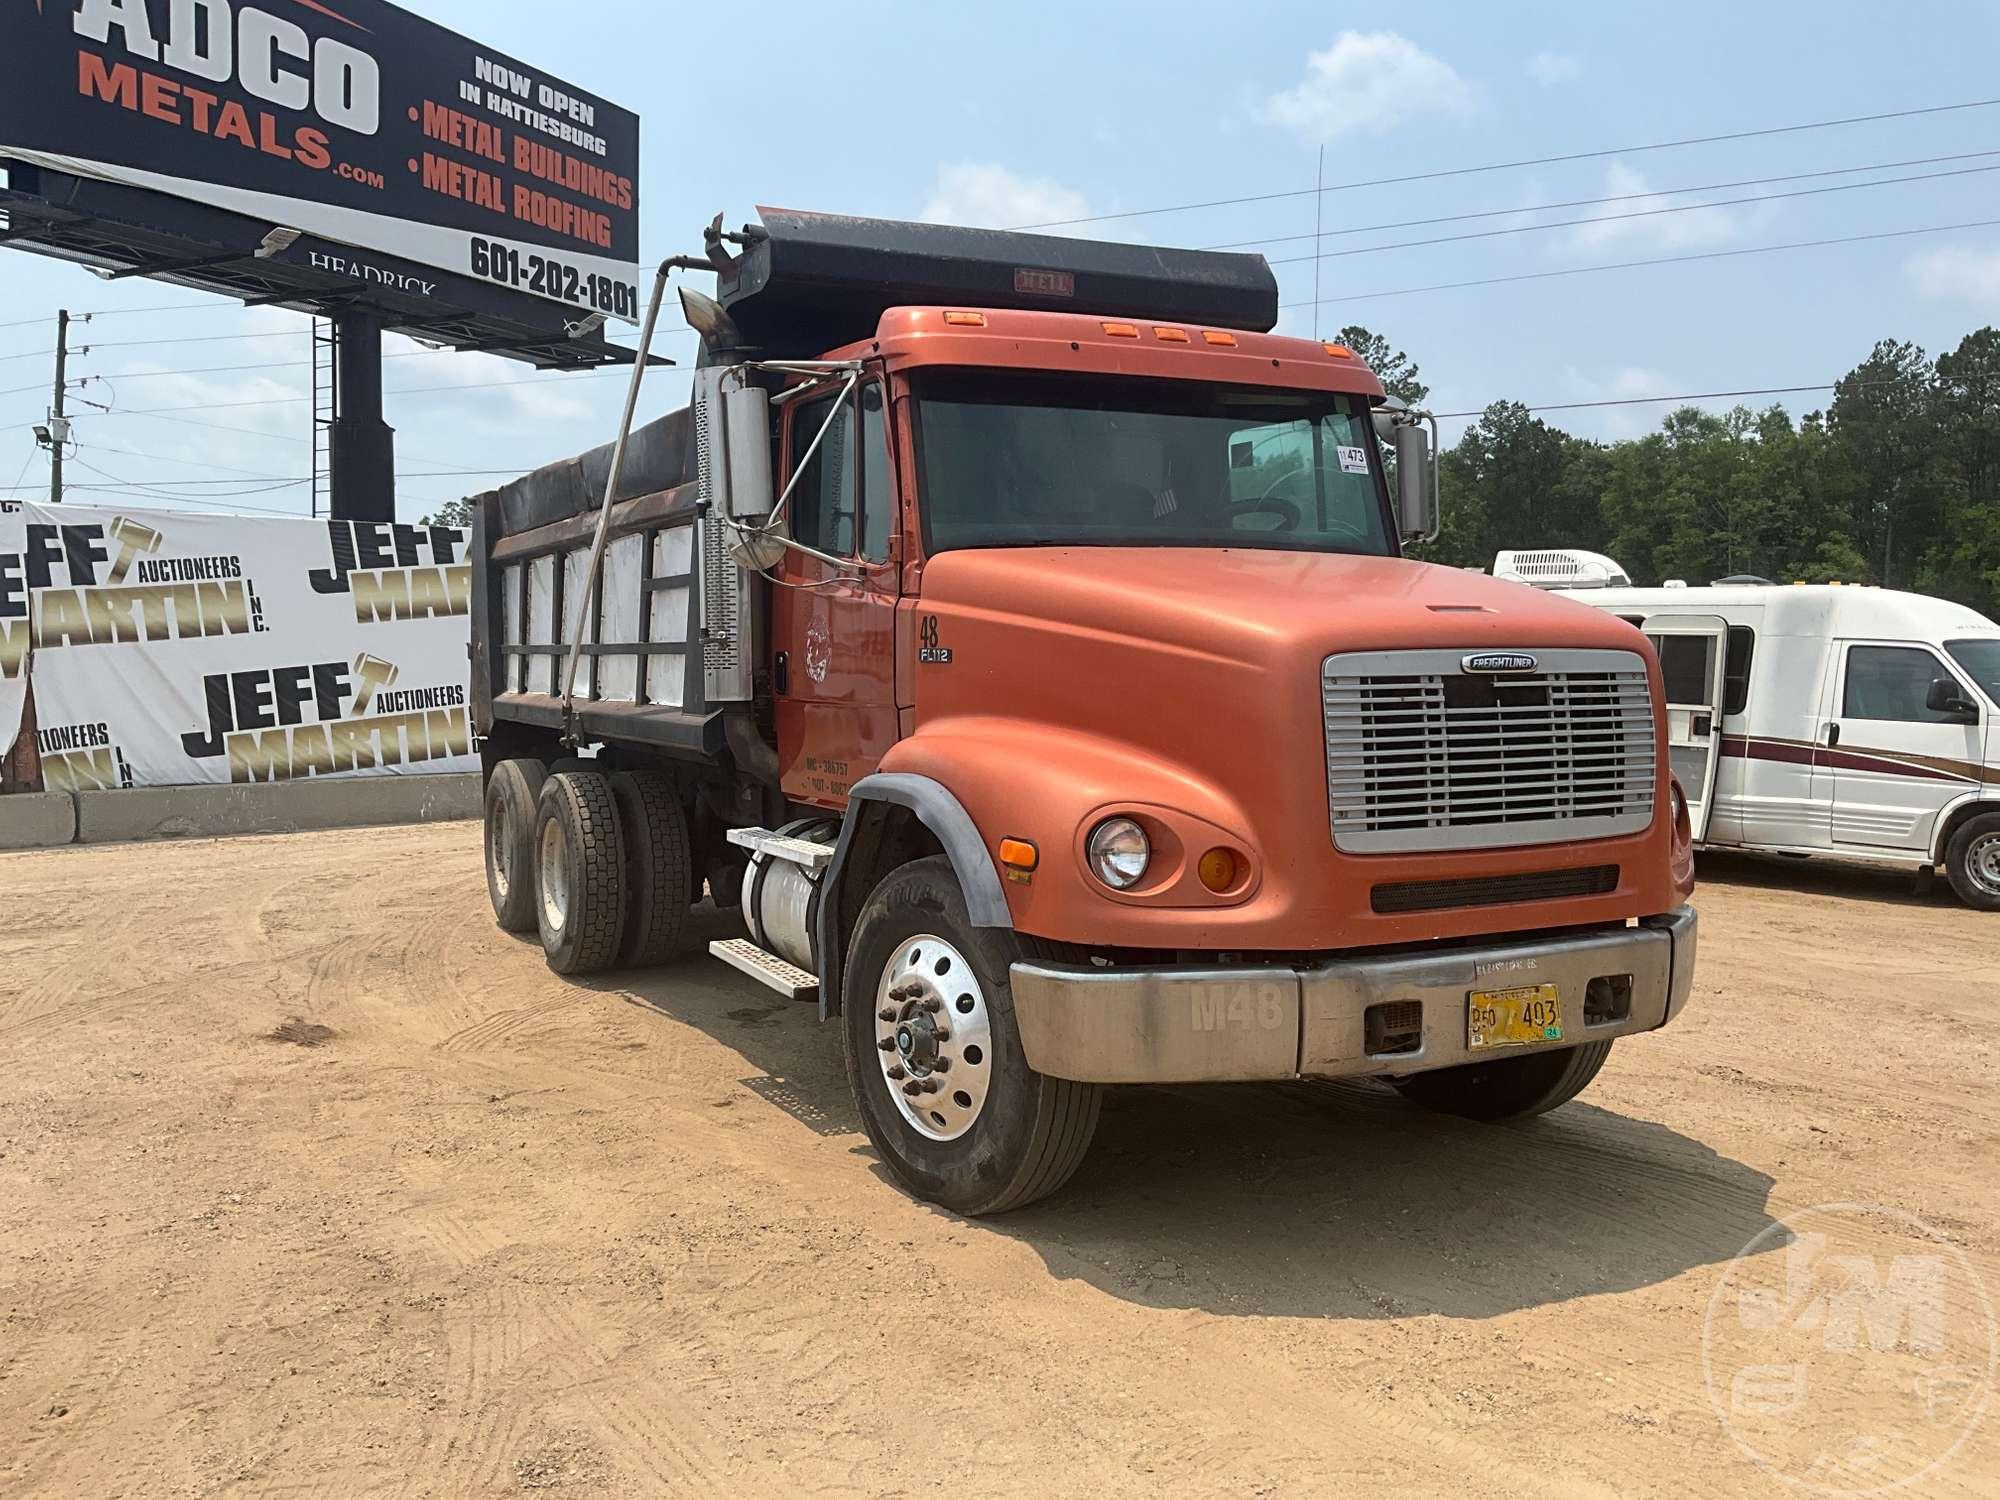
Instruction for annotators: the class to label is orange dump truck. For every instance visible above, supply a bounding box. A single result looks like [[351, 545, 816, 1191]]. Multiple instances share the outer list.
[[468, 208, 1698, 1214]]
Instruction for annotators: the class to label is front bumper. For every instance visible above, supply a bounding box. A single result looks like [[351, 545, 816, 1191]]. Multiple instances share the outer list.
[[1009, 907, 1697, 1084]]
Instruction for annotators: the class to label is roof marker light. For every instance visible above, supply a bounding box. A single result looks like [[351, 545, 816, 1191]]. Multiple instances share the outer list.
[[1154, 326, 1191, 343], [1102, 322, 1139, 338], [943, 310, 987, 327], [1323, 342, 1356, 359], [1202, 330, 1237, 346]]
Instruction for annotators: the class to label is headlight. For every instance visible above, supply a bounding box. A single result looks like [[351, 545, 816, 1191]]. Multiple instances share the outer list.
[[1086, 817, 1150, 889]]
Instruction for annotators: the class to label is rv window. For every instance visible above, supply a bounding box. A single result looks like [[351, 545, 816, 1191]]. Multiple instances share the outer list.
[[1841, 645, 1966, 723], [1946, 639, 2000, 708], [1656, 635, 1715, 706], [1724, 626, 1755, 715]]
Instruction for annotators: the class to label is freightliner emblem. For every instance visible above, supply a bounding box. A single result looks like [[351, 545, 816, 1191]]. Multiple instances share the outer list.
[[1463, 652, 1539, 674]]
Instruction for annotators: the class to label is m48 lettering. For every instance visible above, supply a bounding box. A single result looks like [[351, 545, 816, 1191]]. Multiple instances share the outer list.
[[1189, 983, 1286, 1032]]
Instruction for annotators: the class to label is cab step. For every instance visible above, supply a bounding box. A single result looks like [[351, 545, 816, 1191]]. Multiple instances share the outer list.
[[709, 937, 819, 1001], [725, 826, 835, 872]]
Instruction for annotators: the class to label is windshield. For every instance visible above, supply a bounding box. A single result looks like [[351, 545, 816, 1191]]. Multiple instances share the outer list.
[[914, 370, 1394, 556], [1946, 638, 2000, 706]]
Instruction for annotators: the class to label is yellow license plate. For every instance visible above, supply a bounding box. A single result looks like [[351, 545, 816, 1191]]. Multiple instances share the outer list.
[[1468, 984, 1564, 1051]]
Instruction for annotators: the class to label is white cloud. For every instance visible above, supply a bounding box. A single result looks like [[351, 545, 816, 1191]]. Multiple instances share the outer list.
[[1527, 50, 1582, 87], [1905, 244, 2000, 304], [919, 163, 1090, 232], [1563, 162, 1764, 255], [1258, 32, 1471, 144]]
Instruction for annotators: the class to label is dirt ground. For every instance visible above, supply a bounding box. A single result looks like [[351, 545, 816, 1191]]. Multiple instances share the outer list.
[[1, 823, 1995, 1498]]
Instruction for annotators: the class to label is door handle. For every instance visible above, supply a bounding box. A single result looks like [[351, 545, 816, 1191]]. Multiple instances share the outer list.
[[1824, 722, 1840, 747]]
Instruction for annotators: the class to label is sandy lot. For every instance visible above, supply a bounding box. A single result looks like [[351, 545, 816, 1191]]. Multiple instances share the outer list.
[[1, 823, 1995, 1498]]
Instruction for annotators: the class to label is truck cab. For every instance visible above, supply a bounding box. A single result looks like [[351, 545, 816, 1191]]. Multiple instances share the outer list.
[[468, 208, 1698, 1214]]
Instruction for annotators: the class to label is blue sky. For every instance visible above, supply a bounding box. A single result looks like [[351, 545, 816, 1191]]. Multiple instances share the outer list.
[[5, 0, 2000, 520]]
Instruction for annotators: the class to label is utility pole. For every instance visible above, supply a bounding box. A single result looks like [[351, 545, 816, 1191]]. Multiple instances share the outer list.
[[49, 308, 69, 504]]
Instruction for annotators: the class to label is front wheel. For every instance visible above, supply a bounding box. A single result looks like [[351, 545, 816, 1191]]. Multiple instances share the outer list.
[[1944, 812, 2000, 911], [1390, 1039, 1613, 1121], [841, 856, 1102, 1215]]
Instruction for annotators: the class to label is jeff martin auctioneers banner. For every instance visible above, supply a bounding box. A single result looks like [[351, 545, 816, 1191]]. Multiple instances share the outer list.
[[0, 500, 475, 790]]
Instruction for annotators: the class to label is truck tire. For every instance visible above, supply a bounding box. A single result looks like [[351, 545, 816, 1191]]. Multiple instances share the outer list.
[[534, 770, 628, 975], [1944, 811, 2000, 911], [610, 769, 694, 966], [841, 856, 1102, 1216], [1391, 1039, 1613, 1122], [483, 757, 546, 932]]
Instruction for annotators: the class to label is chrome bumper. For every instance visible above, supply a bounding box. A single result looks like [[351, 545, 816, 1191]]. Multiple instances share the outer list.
[[1009, 907, 1697, 1085]]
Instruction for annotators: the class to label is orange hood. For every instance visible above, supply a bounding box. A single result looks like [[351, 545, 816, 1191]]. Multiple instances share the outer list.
[[914, 546, 1644, 663], [890, 545, 1676, 952]]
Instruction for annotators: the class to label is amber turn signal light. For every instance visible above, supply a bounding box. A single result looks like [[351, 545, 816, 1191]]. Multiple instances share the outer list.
[[1322, 342, 1355, 359], [1197, 847, 1240, 893], [943, 310, 987, 327], [998, 838, 1039, 871]]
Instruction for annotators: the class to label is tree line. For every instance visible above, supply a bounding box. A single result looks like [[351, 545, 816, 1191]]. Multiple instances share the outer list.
[[1340, 325, 2000, 618]]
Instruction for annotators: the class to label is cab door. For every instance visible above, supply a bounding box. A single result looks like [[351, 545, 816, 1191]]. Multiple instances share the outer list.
[[771, 378, 901, 807], [1824, 642, 1985, 851], [1644, 615, 1728, 841]]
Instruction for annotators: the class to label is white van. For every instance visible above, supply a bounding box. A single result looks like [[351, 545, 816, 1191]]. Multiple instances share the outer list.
[[1492, 559, 2000, 908]]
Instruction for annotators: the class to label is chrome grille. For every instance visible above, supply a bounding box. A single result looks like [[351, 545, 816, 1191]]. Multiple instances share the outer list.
[[1323, 648, 1657, 853]]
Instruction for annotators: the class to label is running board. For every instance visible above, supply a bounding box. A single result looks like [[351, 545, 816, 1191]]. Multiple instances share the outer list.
[[709, 937, 819, 1001], [725, 826, 835, 872]]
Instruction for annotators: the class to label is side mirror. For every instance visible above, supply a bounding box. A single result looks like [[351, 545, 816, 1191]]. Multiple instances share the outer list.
[[1395, 421, 1433, 541], [722, 385, 774, 523], [1926, 677, 1979, 722]]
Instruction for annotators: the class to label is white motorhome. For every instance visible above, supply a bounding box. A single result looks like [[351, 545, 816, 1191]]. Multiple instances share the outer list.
[[1493, 556, 2000, 908]]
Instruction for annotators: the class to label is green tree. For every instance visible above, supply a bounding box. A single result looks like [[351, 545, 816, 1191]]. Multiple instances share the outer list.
[[422, 498, 474, 529], [1334, 325, 1429, 406]]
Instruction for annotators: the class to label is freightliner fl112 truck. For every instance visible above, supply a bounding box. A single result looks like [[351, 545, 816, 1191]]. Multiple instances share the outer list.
[[467, 208, 1698, 1214]]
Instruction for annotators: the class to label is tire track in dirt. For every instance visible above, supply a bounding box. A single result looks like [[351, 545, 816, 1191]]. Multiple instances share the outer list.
[[434, 989, 602, 1055]]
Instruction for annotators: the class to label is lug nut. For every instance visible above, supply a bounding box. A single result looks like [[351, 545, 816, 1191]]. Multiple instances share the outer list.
[[886, 1064, 906, 1080], [878, 1007, 897, 1022], [903, 1080, 923, 1097], [929, 1057, 950, 1073], [921, 997, 943, 1013], [930, 1028, 949, 1043], [923, 1078, 943, 1094], [878, 1037, 896, 1052]]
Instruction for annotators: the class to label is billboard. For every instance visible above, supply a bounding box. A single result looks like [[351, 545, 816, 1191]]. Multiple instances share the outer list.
[[1, 499, 475, 788], [0, 1, 641, 323]]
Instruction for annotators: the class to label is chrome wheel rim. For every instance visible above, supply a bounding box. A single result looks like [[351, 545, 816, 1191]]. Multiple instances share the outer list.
[[1968, 832, 2000, 898], [491, 800, 514, 899], [874, 935, 992, 1142], [539, 818, 569, 934]]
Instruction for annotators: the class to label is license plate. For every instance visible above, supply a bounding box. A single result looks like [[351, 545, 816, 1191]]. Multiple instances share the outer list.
[[1468, 983, 1564, 1051]]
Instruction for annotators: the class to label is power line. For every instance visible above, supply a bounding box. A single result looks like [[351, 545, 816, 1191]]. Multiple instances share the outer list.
[[4, 465, 537, 492], [1019, 97, 2000, 230], [0, 347, 55, 364], [1283, 216, 2000, 306], [1432, 383, 1862, 421], [99, 366, 675, 417], [80, 440, 299, 482], [1263, 161, 2000, 266], [1200, 148, 2000, 251]]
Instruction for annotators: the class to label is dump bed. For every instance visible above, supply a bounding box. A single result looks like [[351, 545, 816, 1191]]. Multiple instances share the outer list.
[[468, 400, 746, 763]]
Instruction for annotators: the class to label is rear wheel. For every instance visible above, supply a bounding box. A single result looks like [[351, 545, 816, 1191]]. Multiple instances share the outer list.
[[610, 769, 694, 966], [841, 856, 1101, 1215], [1944, 812, 2000, 911], [483, 758, 546, 932], [534, 770, 627, 975], [1391, 1039, 1613, 1122]]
